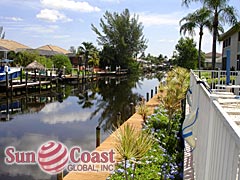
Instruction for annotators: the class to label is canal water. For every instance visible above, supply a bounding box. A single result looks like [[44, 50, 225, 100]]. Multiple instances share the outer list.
[[0, 74, 159, 180]]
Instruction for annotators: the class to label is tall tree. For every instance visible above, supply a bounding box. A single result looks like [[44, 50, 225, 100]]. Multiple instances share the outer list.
[[182, 0, 238, 69], [92, 9, 147, 70], [77, 42, 99, 68], [69, 46, 76, 54], [174, 37, 199, 69], [180, 7, 213, 69], [51, 54, 72, 74]]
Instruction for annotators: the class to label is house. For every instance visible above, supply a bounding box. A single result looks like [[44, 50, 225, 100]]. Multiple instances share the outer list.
[[0, 40, 70, 56], [36, 45, 70, 55], [186, 70, 240, 180], [204, 52, 222, 69], [219, 23, 240, 70], [0, 39, 30, 51], [23, 45, 70, 57], [67, 53, 84, 68], [0, 39, 81, 67]]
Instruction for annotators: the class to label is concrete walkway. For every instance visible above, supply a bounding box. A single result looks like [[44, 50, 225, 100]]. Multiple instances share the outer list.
[[184, 143, 194, 180], [63, 94, 161, 180], [183, 101, 194, 180]]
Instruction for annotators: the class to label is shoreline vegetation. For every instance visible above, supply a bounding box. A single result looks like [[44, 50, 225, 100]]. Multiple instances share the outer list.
[[108, 67, 188, 180]]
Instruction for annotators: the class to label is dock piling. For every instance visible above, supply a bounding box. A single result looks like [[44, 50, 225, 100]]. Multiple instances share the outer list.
[[6, 71, 9, 97], [20, 68, 23, 84], [57, 172, 63, 180], [96, 126, 101, 147], [130, 102, 135, 115], [25, 71, 28, 94], [117, 112, 121, 122]]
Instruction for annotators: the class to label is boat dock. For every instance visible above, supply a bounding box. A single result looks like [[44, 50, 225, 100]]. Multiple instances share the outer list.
[[2, 79, 55, 96]]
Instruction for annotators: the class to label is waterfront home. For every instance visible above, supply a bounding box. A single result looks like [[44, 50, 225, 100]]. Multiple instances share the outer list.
[[0, 39, 29, 57], [0, 39, 70, 57], [36, 45, 70, 55], [219, 23, 240, 70], [184, 70, 240, 179], [204, 52, 222, 69]]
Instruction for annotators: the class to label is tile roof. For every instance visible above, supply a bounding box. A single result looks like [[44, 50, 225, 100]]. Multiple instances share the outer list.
[[0, 39, 30, 51]]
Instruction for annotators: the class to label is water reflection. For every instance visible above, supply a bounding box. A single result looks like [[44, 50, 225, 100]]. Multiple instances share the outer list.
[[95, 76, 141, 131], [0, 74, 159, 180]]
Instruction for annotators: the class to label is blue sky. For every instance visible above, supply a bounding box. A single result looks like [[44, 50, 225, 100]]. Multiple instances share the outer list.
[[0, 0, 239, 57]]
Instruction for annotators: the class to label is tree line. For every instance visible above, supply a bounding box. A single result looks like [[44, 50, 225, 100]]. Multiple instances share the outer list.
[[2, 0, 239, 71], [80, 0, 238, 71]]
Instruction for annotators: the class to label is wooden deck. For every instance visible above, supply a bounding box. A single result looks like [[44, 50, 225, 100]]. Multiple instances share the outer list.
[[0, 80, 54, 96], [10, 81, 51, 89]]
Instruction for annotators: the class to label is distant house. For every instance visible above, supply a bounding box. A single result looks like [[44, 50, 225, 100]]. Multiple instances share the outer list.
[[23, 45, 70, 57], [204, 52, 222, 69], [0, 39, 30, 52], [0, 40, 70, 56], [36, 45, 70, 55], [67, 53, 84, 68], [0, 39, 30, 59], [0, 39, 79, 67], [219, 23, 240, 70]]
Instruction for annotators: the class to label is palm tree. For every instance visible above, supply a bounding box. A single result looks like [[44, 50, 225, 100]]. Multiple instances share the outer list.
[[180, 7, 213, 69], [78, 42, 94, 70], [182, 0, 238, 70], [77, 42, 100, 71]]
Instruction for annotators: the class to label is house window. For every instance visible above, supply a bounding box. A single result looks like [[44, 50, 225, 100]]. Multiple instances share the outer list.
[[238, 31, 240, 41], [222, 57, 226, 70], [237, 55, 240, 70], [226, 38, 228, 47], [223, 37, 231, 48]]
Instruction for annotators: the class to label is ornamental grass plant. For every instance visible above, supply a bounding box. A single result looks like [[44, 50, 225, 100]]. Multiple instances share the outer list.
[[109, 67, 188, 180], [113, 123, 154, 180]]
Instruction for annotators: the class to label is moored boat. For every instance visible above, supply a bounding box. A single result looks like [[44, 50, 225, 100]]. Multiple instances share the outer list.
[[0, 66, 21, 82]]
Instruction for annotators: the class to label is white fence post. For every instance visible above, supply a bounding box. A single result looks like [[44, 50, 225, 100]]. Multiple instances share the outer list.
[[188, 70, 240, 180]]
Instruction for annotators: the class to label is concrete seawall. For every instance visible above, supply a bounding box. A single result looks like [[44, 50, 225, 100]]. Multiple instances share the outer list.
[[63, 94, 161, 180]]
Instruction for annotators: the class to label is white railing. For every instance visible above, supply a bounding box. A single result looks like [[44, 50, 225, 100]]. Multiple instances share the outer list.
[[188, 70, 240, 180], [193, 70, 240, 89]]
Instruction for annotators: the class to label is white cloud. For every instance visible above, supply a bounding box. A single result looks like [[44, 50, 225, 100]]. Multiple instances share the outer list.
[[0, 16, 23, 22], [40, 101, 94, 124], [100, 0, 120, 3], [40, 0, 101, 12], [0, 133, 95, 179], [138, 12, 182, 27], [0, 0, 39, 8], [0, 133, 58, 180], [0, 16, 23, 21], [78, 18, 84, 23], [36, 9, 72, 22], [41, 110, 92, 124], [23, 24, 59, 33], [53, 34, 71, 39], [159, 39, 175, 43]]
